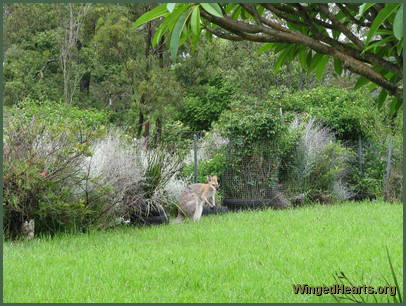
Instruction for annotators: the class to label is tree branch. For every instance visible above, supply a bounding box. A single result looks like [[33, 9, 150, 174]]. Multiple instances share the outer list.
[[200, 8, 402, 101]]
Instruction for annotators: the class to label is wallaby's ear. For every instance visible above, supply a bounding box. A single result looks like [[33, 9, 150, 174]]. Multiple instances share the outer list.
[[207, 175, 211, 182]]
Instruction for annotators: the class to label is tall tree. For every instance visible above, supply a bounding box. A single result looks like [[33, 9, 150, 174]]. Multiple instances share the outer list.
[[60, 3, 92, 104], [134, 3, 404, 114]]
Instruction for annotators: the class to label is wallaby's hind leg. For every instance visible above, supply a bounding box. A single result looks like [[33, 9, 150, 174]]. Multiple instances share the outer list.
[[192, 204, 203, 222], [171, 213, 185, 224]]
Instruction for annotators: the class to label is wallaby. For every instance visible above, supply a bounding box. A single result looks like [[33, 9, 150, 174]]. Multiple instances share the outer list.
[[172, 175, 219, 223], [21, 219, 35, 240]]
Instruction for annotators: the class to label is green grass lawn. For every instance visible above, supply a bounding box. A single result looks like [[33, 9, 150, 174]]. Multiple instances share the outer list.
[[4, 201, 403, 303]]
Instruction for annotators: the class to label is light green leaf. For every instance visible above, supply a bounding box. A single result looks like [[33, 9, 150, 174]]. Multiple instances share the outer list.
[[393, 5, 403, 40], [333, 58, 343, 76], [363, 36, 395, 53], [315, 55, 329, 80], [152, 5, 188, 47], [368, 82, 378, 91], [201, 3, 223, 18], [366, 4, 399, 45], [224, 3, 237, 14], [191, 6, 201, 37], [273, 45, 295, 73], [299, 48, 308, 70], [205, 30, 213, 41], [309, 53, 324, 72], [396, 40, 403, 56], [377, 89, 388, 108], [357, 3, 376, 18], [354, 76, 369, 89], [255, 43, 274, 55], [152, 26, 164, 46], [389, 97, 402, 115], [231, 5, 241, 19], [306, 50, 313, 69], [133, 4, 169, 29], [170, 8, 192, 61]]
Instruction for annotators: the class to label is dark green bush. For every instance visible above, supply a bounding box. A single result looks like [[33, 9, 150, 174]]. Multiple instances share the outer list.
[[182, 152, 227, 184], [281, 86, 384, 142], [177, 76, 234, 131], [3, 103, 108, 239], [13, 98, 111, 129]]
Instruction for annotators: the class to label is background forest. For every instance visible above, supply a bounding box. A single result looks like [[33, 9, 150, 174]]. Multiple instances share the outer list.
[[3, 3, 403, 239]]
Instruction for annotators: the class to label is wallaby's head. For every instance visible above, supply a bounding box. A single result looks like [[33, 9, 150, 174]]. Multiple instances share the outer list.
[[207, 175, 219, 189]]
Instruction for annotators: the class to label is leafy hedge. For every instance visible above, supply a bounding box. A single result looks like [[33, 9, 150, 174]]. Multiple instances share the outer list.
[[279, 86, 385, 142], [3, 101, 109, 239]]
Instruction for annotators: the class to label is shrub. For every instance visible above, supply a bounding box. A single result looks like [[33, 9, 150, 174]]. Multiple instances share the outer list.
[[12, 98, 110, 129], [83, 130, 186, 224], [283, 118, 352, 203], [177, 76, 234, 131], [281, 86, 385, 143], [215, 98, 298, 201], [3, 109, 106, 239]]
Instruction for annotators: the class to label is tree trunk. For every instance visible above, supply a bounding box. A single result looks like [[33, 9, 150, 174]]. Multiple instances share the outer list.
[[137, 17, 153, 137], [137, 111, 144, 138], [143, 120, 150, 138], [80, 71, 91, 94], [60, 4, 91, 104], [154, 117, 162, 143]]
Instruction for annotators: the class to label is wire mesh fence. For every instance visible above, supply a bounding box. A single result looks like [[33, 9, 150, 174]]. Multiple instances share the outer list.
[[186, 128, 403, 207]]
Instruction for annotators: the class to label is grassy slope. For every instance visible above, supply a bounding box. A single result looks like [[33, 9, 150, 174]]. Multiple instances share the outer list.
[[4, 201, 403, 303]]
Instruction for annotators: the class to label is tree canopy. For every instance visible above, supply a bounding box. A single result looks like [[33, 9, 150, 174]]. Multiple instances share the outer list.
[[134, 3, 403, 114]]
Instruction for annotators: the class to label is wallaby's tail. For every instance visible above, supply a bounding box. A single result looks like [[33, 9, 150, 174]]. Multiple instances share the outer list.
[[170, 213, 185, 224]]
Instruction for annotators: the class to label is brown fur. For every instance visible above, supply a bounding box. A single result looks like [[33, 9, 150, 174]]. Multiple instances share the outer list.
[[172, 175, 219, 223]]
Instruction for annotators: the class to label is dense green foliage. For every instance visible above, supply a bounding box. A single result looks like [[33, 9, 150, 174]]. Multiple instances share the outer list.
[[177, 76, 234, 131], [280, 86, 387, 142], [135, 3, 403, 114], [11, 99, 110, 128], [3, 104, 108, 239], [3, 3, 403, 239]]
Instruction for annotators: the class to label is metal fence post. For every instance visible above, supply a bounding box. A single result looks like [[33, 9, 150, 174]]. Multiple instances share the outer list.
[[193, 133, 198, 183]]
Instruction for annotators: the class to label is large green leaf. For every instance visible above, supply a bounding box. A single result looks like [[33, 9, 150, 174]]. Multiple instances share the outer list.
[[231, 5, 242, 19], [354, 76, 369, 90], [389, 97, 402, 115], [191, 5, 201, 37], [224, 3, 238, 14], [393, 5, 403, 40], [255, 43, 274, 55], [133, 4, 169, 29], [309, 53, 324, 72], [357, 3, 376, 19], [298, 48, 308, 70], [377, 89, 388, 108], [201, 3, 223, 18], [151, 5, 188, 47], [333, 57, 343, 76], [366, 4, 399, 45], [273, 45, 295, 72], [315, 55, 329, 80], [152, 26, 164, 46], [363, 36, 396, 53], [170, 8, 193, 61]]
